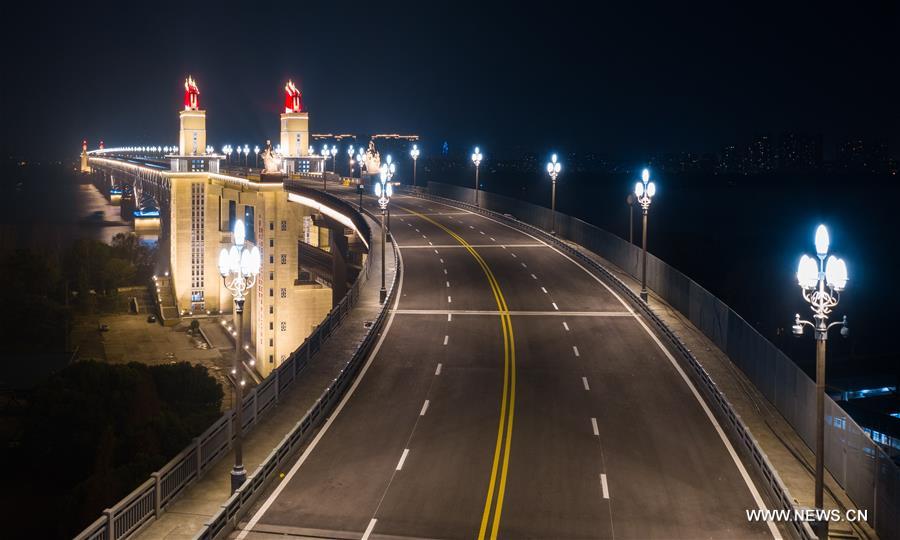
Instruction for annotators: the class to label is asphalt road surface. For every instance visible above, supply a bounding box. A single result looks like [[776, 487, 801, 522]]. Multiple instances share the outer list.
[[233, 188, 782, 540]]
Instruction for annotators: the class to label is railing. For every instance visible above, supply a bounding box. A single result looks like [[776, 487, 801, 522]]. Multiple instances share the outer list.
[[405, 182, 899, 540], [192, 205, 400, 540], [74, 189, 375, 540], [399, 184, 823, 538]]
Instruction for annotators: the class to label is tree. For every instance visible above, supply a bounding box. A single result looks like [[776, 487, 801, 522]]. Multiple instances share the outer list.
[[10, 360, 223, 538]]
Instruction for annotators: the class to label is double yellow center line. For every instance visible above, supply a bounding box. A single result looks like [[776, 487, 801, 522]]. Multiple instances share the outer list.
[[396, 204, 515, 539]]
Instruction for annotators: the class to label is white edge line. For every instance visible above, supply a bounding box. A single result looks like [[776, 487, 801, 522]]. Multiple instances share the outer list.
[[236, 226, 405, 540], [416, 195, 779, 539], [631, 311, 782, 539]]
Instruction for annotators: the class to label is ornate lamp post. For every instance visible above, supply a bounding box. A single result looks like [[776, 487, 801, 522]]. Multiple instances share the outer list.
[[376, 158, 395, 303], [217, 219, 261, 493], [321, 146, 331, 191], [410, 144, 420, 187], [254, 145, 260, 168], [626, 193, 636, 244], [471, 146, 483, 206], [634, 168, 656, 302], [331, 145, 338, 172], [546, 153, 562, 234], [792, 224, 849, 539], [347, 145, 355, 177], [224, 145, 233, 164], [357, 151, 366, 211], [243, 144, 250, 167]]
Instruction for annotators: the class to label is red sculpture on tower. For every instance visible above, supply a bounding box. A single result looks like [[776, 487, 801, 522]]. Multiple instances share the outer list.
[[99, 140, 105, 150], [82, 139, 88, 152], [284, 80, 303, 113], [184, 76, 200, 110]]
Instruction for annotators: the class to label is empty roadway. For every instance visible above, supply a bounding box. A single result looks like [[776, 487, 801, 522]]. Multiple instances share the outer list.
[[233, 188, 780, 539]]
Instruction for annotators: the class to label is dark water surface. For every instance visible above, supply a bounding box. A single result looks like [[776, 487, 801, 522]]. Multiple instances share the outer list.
[[0, 161, 131, 249]]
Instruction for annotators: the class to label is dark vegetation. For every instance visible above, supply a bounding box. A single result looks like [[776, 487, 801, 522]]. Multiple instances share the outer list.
[[1, 361, 222, 538]]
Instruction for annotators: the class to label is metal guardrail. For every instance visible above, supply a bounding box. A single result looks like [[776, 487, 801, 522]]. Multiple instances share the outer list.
[[399, 185, 817, 539], [74, 190, 375, 540], [193, 212, 400, 540]]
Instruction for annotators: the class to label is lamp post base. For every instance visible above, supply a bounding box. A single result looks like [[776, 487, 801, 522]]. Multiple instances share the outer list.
[[810, 513, 829, 540], [230, 466, 246, 493], [639, 290, 648, 302], [380, 288, 387, 304]]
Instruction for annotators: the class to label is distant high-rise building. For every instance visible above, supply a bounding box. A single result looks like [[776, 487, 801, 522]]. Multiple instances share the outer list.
[[718, 145, 739, 174], [746, 135, 773, 174], [778, 132, 822, 172], [836, 137, 890, 173]]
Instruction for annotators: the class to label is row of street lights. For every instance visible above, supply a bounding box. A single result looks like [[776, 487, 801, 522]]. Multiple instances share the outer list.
[[221, 144, 259, 167], [213, 140, 848, 531]]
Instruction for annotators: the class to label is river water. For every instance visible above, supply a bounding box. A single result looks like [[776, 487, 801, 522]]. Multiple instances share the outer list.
[[0, 160, 135, 249]]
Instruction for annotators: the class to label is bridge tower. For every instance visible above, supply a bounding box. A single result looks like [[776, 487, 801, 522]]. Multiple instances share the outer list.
[[80, 139, 91, 173], [280, 80, 308, 157], [280, 80, 318, 175], [179, 76, 206, 156]]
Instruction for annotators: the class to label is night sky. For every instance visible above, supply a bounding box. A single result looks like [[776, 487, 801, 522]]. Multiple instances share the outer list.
[[2, 1, 896, 160]]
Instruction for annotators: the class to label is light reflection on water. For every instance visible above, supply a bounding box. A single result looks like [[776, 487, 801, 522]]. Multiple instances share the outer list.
[[0, 163, 156, 248]]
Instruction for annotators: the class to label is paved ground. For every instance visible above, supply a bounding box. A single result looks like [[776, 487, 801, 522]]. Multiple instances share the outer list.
[[233, 191, 784, 539], [574, 243, 876, 540], [135, 210, 395, 540]]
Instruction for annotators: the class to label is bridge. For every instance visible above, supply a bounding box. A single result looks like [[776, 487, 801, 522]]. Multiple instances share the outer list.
[[75, 78, 895, 540]]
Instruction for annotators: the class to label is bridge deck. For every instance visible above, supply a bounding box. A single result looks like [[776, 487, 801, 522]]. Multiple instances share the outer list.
[[229, 189, 787, 539]]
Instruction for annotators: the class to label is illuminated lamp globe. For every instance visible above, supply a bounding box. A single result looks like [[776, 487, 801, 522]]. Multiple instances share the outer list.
[[218, 248, 230, 277], [796, 254, 819, 290], [825, 256, 848, 291], [233, 219, 246, 246], [815, 224, 830, 257]]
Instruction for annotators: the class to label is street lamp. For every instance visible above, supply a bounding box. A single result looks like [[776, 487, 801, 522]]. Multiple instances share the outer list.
[[626, 193, 636, 244], [546, 153, 562, 234], [331, 145, 338, 172], [243, 144, 250, 167], [410, 144, 420, 187], [225, 145, 233, 164], [347, 145, 355, 177], [357, 151, 366, 210], [217, 218, 261, 494], [634, 168, 656, 302], [254, 145, 260, 168], [471, 146, 483, 206], [792, 224, 849, 538], [376, 158, 395, 303]]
